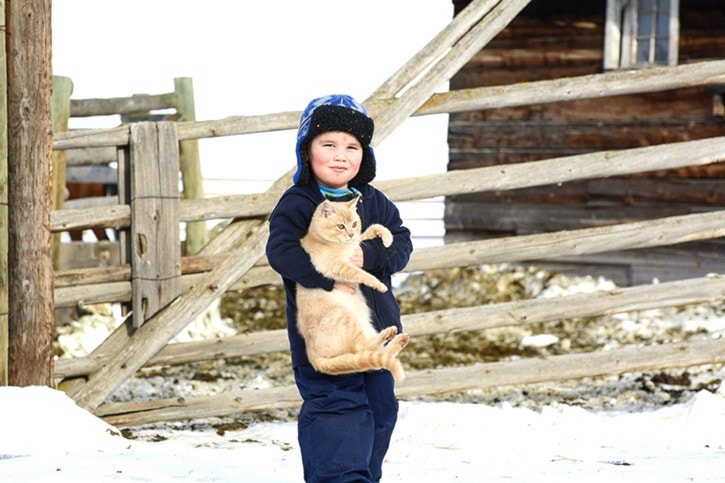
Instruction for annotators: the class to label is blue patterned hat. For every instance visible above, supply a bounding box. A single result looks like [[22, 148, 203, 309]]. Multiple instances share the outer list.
[[294, 94, 376, 186]]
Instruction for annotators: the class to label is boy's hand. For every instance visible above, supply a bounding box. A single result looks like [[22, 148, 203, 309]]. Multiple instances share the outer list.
[[349, 246, 364, 268], [334, 281, 357, 294]]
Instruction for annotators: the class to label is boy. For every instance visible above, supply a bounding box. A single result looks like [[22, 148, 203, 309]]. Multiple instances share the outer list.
[[266, 94, 413, 482]]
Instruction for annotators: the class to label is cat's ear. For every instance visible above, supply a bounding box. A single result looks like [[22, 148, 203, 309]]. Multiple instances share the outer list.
[[321, 200, 335, 218], [347, 195, 361, 208]]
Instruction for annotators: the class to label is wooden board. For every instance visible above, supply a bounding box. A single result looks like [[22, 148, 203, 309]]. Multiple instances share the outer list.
[[56, 275, 725, 381], [98, 337, 725, 427], [129, 122, 181, 327]]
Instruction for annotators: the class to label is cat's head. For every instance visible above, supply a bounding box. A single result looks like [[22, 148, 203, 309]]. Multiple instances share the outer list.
[[311, 197, 362, 244]]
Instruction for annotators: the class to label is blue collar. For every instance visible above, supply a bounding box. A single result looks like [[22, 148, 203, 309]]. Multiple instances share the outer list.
[[318, 185, 360, 201]]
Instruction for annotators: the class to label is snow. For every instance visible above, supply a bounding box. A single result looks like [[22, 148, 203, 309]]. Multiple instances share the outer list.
[[31, 269, 725, 481], [2, 385, 724, 482]]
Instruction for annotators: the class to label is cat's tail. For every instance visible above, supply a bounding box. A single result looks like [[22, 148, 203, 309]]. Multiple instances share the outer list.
[[311, 349, 406, 381]]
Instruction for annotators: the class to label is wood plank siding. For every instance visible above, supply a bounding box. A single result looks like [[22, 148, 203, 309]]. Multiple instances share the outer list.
[[447, 0, 725, 285]]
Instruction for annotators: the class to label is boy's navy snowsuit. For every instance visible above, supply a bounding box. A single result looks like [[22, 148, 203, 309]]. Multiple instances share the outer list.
[[267, 180, 412, 482], [267, 94, 412, 482]]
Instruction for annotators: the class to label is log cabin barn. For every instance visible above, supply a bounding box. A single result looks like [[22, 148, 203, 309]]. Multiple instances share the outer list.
[[446, 0, 725, 286]]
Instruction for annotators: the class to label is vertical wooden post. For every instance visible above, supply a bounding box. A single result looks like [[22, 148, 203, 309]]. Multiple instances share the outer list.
[[174, 77, 208, 255], [129, 122, 181, 328], [6, 0, 55, 386], [50, 76, 73, 269], [0, 0, 9, 386]]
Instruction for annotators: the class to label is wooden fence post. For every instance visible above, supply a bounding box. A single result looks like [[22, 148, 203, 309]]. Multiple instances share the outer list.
[[6, 0, 54, 386], [0, 0, 8, 386], [174, 77, 208, 255], [50, 76, 73, 269], [127, 122, 181, 328]]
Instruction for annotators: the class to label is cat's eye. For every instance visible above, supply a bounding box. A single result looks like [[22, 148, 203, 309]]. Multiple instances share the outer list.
[[352, 222, 358, 228], [336, 224, 345, 230]]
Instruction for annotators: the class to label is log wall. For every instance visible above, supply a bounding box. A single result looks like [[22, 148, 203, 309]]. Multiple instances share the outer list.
[[447, 0, 725, 285]]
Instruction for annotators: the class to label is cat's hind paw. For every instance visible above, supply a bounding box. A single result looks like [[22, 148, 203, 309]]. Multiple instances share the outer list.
[[384, 333, 409, 357], [395, 333, 410, 349], [380, 326, 398, 341]]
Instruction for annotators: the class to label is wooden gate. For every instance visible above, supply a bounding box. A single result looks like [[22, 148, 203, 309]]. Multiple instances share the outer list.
[[47, 0, 725, 426]]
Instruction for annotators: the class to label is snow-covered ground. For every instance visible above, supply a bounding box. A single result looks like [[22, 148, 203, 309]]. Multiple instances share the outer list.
[[1, 385, 724, 482], [4, 268, 724, 482]]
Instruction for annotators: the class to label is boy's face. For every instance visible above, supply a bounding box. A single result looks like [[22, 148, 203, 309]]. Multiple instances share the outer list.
[[307, 131, 363, 190]]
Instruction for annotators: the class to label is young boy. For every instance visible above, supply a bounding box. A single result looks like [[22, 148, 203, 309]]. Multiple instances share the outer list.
[[266, 94, 413, 482]]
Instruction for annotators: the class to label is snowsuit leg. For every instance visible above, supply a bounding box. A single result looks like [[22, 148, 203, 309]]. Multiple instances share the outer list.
[[364, 370, 398, 482], [294, 365, 398, 482]]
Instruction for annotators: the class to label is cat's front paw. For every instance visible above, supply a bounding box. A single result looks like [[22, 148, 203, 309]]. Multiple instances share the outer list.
[[373, 281, 388, 293], [380, 231, 393, 248]]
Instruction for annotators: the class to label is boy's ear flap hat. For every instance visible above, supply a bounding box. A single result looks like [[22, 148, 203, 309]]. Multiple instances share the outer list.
[[294, 94, 376, 187]]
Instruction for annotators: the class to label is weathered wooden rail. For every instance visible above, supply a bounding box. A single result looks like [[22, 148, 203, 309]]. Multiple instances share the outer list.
[[98, 337, 725, 427], [49, 0, 725, 426], [56, 275, 725, 382]]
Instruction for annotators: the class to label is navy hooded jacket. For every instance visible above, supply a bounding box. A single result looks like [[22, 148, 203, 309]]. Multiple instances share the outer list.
[[266, 181, 412, 368]]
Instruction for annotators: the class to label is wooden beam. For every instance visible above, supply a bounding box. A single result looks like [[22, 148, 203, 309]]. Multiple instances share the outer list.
[[65, 165, 118, 185], [65, 146, 117, 166], [423, 59, 725, 115], [368, 0, 500, 100], [97, 337, 725, 427], [371, 0, 532, 144], [375, 137, 725, 203], [116, 222, 724, 305], [174, 77, 208, 255], [51, 210, 725, 309], [50, 76, 73, 270], [0, 0, 7, 386], [128, 123, 181, 327], [51, 58, 725, 151], [70, 92, 176, 118], [6, 0, 54, 386], [99, 383, 302, 427], [401, 275, 725, 336], [396, 338, 725, 399], [49, 136, 725, 230], [411, 210, 725, 271], [55, 275, 725, 381]]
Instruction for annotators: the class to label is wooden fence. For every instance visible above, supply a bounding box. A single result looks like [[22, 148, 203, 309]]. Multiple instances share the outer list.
[[53, 76, 208, 260], [50, 0, 725, 426]]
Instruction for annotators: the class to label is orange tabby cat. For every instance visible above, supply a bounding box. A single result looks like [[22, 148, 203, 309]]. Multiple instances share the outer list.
[[296, 197, 409, 380]]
